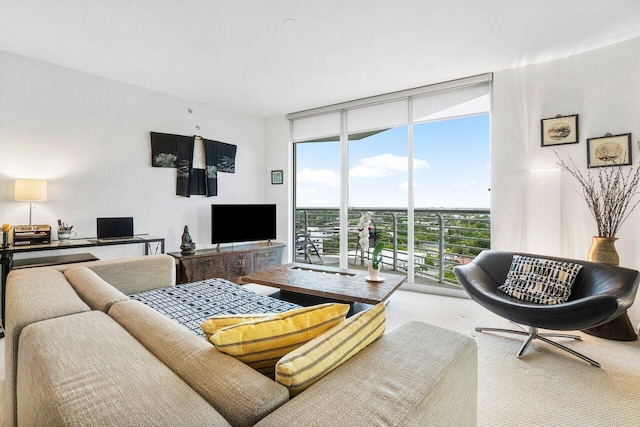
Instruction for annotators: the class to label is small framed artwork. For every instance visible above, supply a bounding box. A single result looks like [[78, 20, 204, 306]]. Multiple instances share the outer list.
[[271, 170, 283, 185], [541, 114, 579, 147], [587, 133, 632, 168]]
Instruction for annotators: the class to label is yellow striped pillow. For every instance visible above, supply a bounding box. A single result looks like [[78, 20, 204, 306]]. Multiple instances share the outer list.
[[201, 313, 274, 340], [210, 303, 350, 376], [276, 302, 386, 396]]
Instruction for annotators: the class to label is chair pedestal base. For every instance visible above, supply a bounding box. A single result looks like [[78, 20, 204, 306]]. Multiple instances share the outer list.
[[582, 312, 638, 341], [476, 325, 601, 368]]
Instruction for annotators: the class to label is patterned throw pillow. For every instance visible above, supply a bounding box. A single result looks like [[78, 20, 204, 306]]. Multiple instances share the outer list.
[[276, 302, 386, 396], [209, 303, 350, 377], [497, 255, 583, 305]]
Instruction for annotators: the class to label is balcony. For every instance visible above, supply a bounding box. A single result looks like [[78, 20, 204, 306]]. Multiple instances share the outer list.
[[295, 208, 490, 288]]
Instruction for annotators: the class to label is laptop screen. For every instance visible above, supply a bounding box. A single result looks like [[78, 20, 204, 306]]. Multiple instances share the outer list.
[[96, 217, 134, 239]]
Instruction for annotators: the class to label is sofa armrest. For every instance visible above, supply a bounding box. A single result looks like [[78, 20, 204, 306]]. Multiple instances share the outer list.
[[5, 268, 91, 427], [17, 311, 230, 426], [52, 254, 176, 294], [256, 321, 477, 427]]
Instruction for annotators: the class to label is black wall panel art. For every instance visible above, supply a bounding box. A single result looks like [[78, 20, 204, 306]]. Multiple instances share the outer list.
[[150, 132, 237, 197]]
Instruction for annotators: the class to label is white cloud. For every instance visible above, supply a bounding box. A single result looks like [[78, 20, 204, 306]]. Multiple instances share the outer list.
[[399, 181, 418, 190], [350, 153, 429, 178], [296, 187, 317, 195], [297, 168, 340, 188], [350, 164, 392, 178], [453, 180, 481, 188]]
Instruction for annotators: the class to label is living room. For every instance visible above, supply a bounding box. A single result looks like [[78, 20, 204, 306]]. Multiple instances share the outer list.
[[1, 1, 640, 426]]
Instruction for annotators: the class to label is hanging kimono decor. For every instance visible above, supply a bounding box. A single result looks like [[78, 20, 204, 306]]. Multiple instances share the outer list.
[[203, 139, 219, 197], [150, 132, 237, 197], [216, 141, 237, 173]]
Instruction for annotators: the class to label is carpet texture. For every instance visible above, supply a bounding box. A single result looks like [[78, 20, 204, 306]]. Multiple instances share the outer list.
[[1, 288, 638, 426]]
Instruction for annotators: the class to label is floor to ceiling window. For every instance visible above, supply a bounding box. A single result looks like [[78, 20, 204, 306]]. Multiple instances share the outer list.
[[291, 74, 491, 288]]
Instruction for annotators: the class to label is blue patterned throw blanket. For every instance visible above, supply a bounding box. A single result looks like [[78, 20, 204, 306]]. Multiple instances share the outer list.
[[129, 278, 299, 337]]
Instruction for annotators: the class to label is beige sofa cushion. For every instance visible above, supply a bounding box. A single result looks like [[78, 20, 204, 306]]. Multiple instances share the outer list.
[[17, 310, 230, 427], [52, 254, 176, 294], [255, 321, 478, 427], [4, 268, 91, 427], [64, 266, 129, 312], [109, 300, 289, 427]]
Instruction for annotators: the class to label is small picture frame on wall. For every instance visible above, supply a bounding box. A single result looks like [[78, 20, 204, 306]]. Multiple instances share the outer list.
[[541, 114, 579, 147], [587, 133, 632, 168], [271, 170, 283, 185]]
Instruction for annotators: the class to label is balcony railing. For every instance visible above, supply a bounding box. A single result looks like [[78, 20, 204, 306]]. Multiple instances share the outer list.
[[295, 207, 490, 287]]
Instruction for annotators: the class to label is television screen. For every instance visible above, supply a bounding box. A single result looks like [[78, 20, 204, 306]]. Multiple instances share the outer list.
[[211, 204, 276, 244]]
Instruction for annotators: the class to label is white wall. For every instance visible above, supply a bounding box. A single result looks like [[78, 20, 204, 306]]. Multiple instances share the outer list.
[[265, 116, 293, 262], [0, 51, 270, 260], [492, 37, 640, 328]]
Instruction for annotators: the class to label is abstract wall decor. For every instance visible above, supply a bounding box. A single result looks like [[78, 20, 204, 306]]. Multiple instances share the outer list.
[[271, 170, 283, 184], [150, 132, 237, 197]]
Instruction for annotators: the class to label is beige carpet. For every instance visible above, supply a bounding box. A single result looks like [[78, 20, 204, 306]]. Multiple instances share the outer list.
[[1, 289, 639, 426]]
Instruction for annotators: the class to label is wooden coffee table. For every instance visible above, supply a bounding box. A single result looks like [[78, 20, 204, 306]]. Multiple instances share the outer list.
[[241, 263, 406, 310]]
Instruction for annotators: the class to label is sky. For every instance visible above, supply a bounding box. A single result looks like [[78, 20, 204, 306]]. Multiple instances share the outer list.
[[295, 114, 490, 209]]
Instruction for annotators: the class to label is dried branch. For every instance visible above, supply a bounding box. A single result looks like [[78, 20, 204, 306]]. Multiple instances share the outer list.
[[556, 142, 640, 237]]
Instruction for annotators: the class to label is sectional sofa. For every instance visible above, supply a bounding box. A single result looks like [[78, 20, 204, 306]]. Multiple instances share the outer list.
[[3, 254, 477, 426]]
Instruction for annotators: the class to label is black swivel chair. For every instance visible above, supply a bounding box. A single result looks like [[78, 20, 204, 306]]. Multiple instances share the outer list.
[[453, 250, 640, 367]]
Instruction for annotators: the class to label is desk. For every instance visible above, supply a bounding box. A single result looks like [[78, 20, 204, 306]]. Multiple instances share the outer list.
[[0, 235, 164, 338]]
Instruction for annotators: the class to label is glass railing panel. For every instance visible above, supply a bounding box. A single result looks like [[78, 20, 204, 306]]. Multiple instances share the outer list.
[[295, 207, 490, 288]]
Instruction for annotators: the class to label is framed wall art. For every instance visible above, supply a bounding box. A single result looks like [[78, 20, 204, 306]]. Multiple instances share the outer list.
[[586, 133, 632, 168], [541, 114, 579, 147], [271, 170, 283, 185]]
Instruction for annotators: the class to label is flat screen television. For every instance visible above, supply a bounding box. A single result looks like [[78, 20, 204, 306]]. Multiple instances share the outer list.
[[211, 204, 276, 244]]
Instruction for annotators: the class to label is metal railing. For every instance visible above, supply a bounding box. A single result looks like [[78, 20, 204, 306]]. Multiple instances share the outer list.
[[295, 207, 490, 287]]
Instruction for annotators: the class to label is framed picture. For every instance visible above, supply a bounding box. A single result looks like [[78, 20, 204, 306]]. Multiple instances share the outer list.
[[271, 170, 283, 185], [587, 133, 632, 168], [541, 114, 579, 147]]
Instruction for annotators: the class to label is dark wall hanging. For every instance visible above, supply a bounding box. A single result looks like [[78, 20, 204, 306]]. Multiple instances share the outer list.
[[216, 141, 237, 173], [203, 139, 219, 197], [150, 132, 237, 197]]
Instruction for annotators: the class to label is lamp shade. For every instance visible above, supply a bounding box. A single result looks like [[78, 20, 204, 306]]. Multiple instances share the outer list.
[[15, 179, 47, 201]]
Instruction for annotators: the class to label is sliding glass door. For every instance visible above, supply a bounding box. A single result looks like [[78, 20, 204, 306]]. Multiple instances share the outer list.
[[348, 127, 408, 271], [294, 139, 341, 264]]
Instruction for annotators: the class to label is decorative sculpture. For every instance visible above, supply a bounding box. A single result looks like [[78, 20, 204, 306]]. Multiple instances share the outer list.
[[180, 225, 196, 254]]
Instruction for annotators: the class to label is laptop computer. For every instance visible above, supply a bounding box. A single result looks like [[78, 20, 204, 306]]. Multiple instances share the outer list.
[[96, 217, 139, 242]]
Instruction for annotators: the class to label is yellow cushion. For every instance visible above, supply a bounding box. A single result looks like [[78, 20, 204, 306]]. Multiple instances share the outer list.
[[210, 303, 350, 376], [200, 313, 274, 340], [276, 302, 386, 396]]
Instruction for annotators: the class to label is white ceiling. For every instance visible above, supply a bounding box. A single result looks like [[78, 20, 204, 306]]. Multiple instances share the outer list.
[[2, 1, 640, 118]]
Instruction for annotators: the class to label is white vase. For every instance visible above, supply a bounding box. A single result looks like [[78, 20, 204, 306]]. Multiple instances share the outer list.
[[368, 263, 380, 281]]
